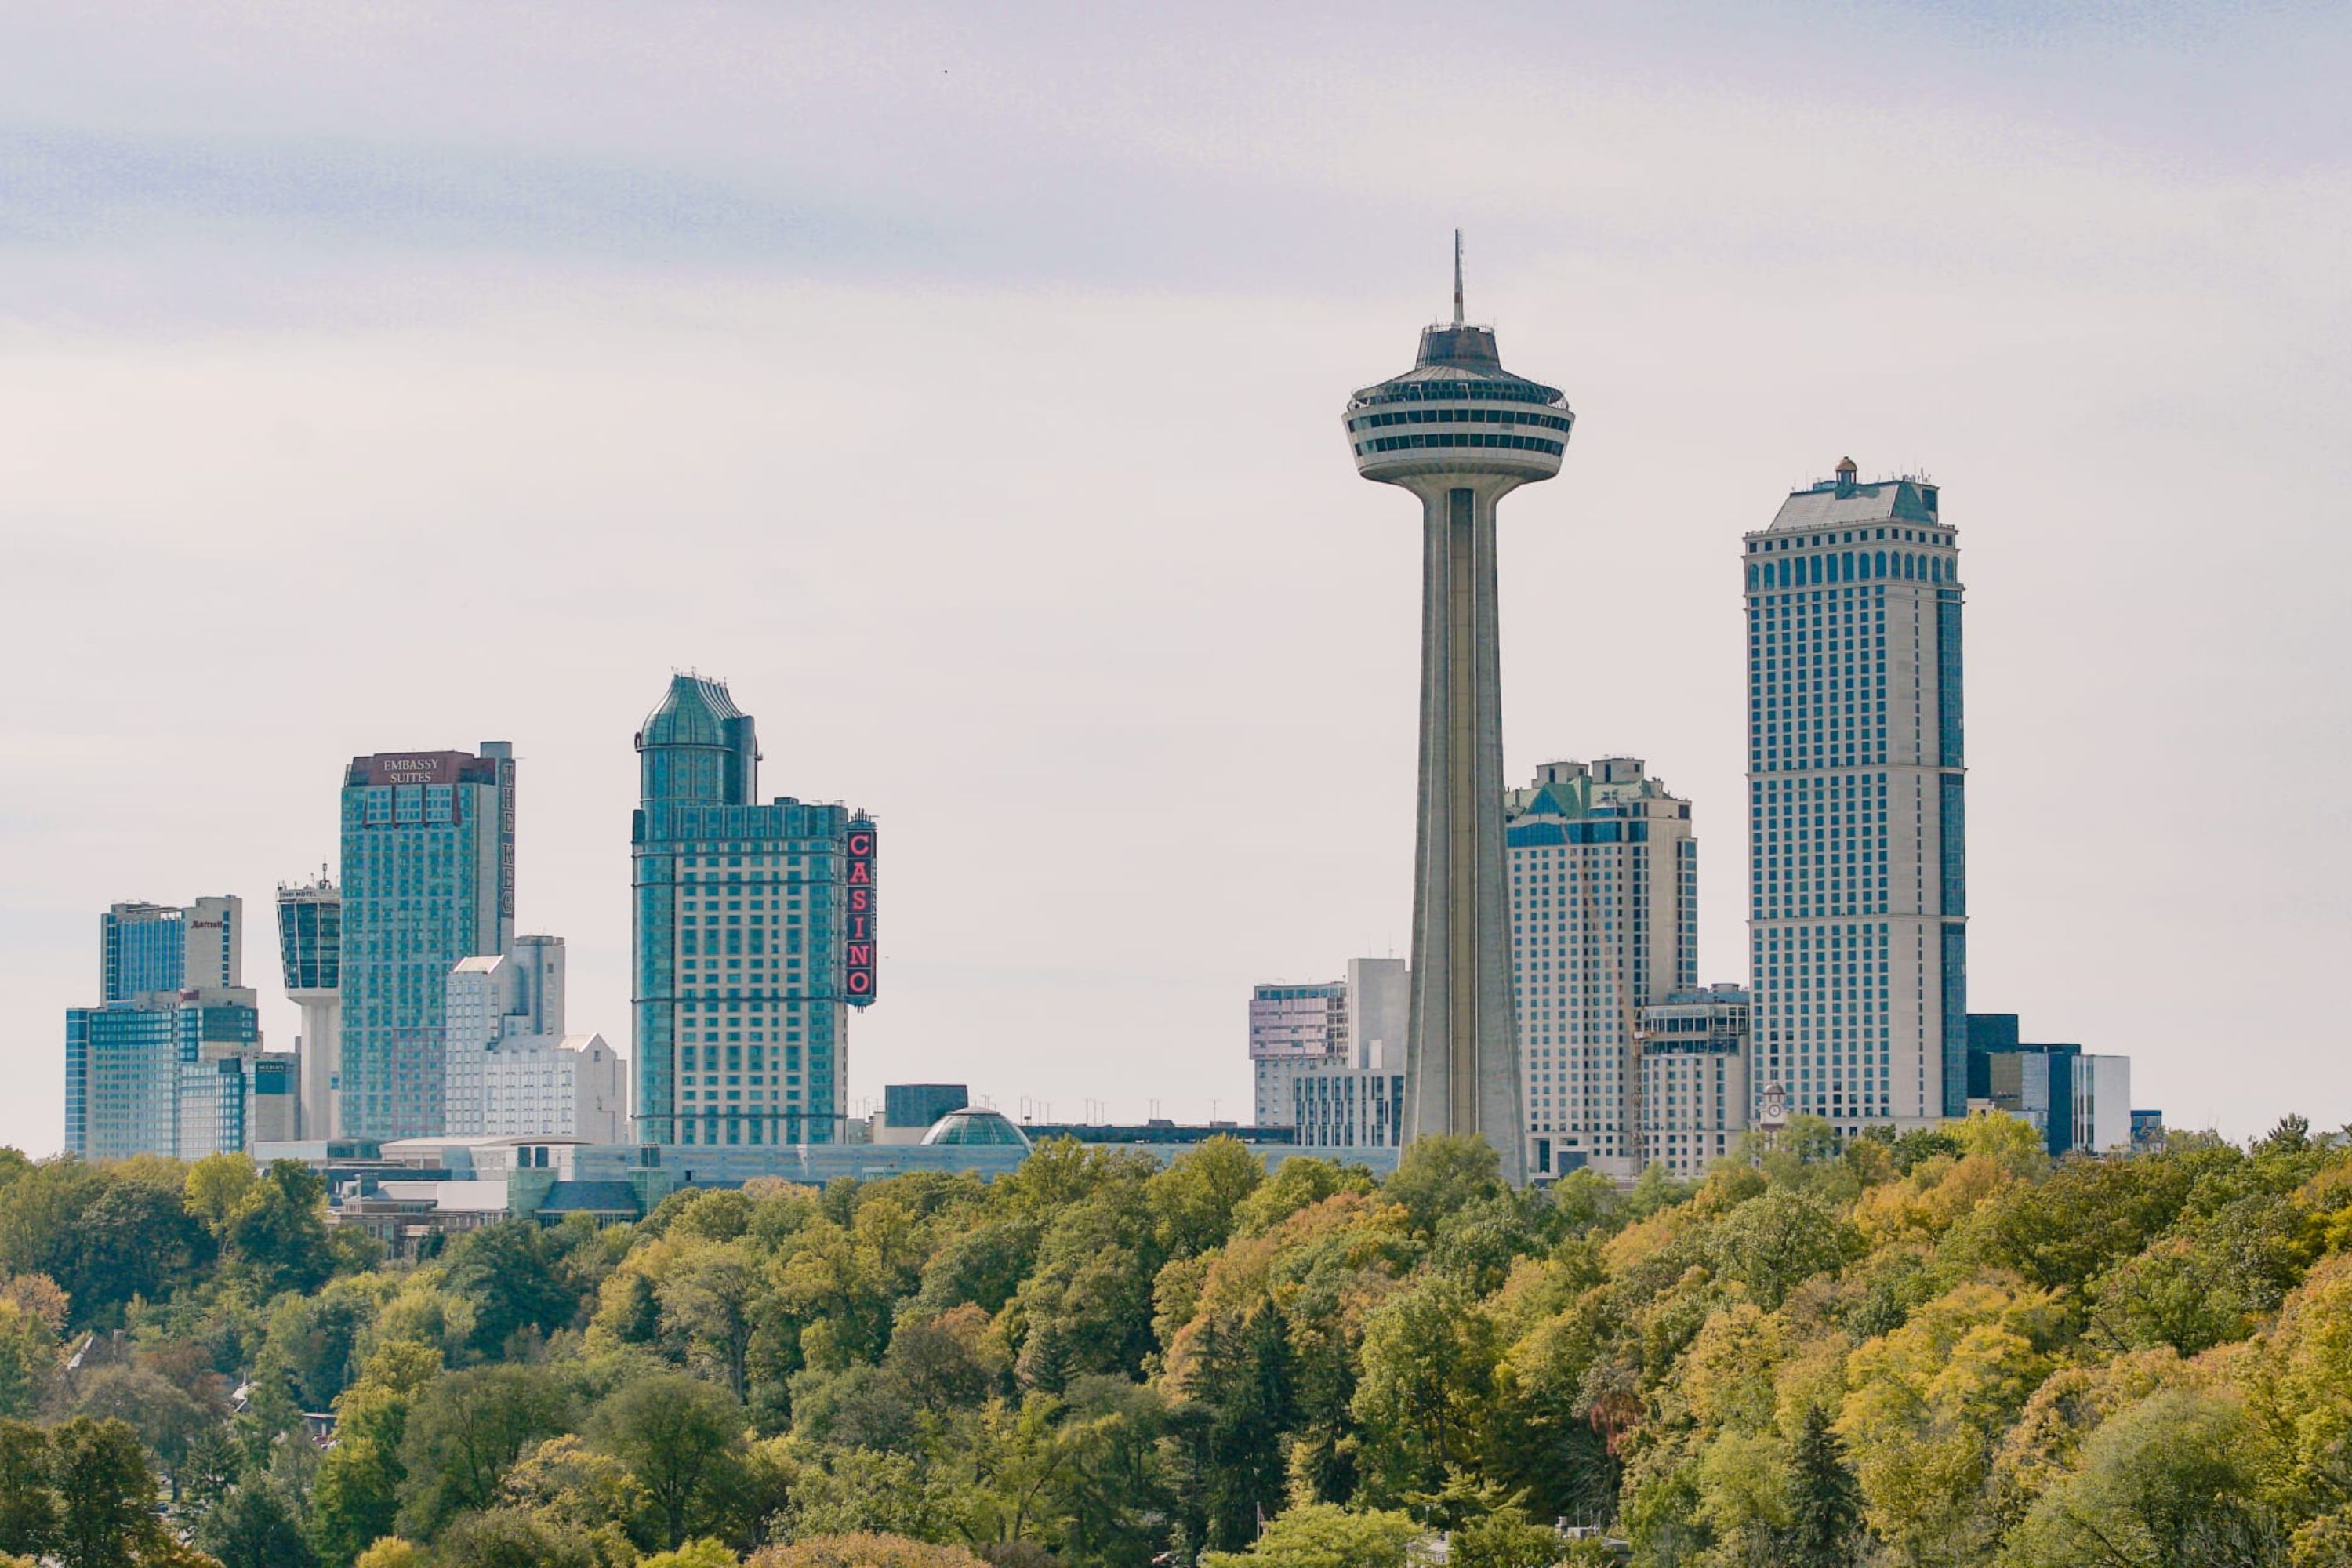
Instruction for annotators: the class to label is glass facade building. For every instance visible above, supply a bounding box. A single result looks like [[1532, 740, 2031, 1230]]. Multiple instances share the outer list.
[[1743, 460, 1965, 1131], [66, 992, 262, 1160], [339, 746, 516, 1138], [632, 676, 878, 1147]]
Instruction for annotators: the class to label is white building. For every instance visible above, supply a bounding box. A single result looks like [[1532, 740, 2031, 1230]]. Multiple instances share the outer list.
[[444, 939, 567, 1136], [1638, 985, 1750, 1180], [1744, 460, 1965, 1136], [481, 1033, 628, 1144], [1507, 760, 1697, 1182], [1249, 958, 1406, 1127], [2071, 1054, 2132, 1156]]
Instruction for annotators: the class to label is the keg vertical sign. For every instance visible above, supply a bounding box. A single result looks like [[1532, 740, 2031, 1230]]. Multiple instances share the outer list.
[[844, 818, 878, 1007]]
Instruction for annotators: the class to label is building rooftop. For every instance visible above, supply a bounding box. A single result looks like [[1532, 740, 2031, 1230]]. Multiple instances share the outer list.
[[637, 673, 749, 750], [920, 1108, 1033, 1149], [1764, 466, 1942, 532]]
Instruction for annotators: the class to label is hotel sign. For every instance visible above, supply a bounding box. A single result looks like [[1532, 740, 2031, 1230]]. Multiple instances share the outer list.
[[844, 820, 877, 1007]]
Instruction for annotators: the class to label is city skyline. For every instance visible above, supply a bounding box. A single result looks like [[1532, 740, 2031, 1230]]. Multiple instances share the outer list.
[[6, 5, 2350, 1154]]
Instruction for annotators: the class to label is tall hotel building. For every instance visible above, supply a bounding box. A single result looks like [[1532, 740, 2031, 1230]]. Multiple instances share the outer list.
[[1744, 460, 1965, 1131], [1506, 760, 1696, 1180], [339, 745, 516, 1138], [632, 675, 877, 1147]]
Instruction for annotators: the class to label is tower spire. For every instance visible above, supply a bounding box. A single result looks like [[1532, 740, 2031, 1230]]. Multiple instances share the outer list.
[[1452, 229, 1465, 328]]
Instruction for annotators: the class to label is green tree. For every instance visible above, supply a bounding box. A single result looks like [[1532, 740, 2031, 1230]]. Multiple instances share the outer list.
[[0, 1419, 56, 1559], [1784, 1406, 1862, 1568], [1385, 1137, 1504, 1237], [430, 1506, 604, 1568], [1350, 1276, 1499, 1504], [194, 1481, 318, 1568], [441, 1221, 582, 1360], [394, 1364, 568, 1538], [1450, 1504, 1563, 1568], [1146, 1138, 1264, 1260], [2005, 1388, 2271, 1568], [593, 1371, 750, 1548], [49, 1416, 159, 1568], [1199, 1503, 1419, 1568]]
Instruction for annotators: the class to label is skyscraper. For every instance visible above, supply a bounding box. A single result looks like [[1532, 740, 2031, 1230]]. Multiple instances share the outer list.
[[1744, 460, 1965, 1132], [276, 873, 342, 1139], [101, 896, 241, 1001], [1344, 240, 1572, 1185], [339, 745, 517, 1138], [1506, 760, 1697, 1179], [631, 675, 878, 1147], [67, 895, 266, 1160], [1248, 958, 1410, 1137]]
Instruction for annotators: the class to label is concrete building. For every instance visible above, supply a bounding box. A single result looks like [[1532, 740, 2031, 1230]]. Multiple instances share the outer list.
[[276, 873, 342, 1139], [1638, 985, 1751, 1180], [631, 674, 879, 1147], [1343, 239, 1572, 1185], [339, 745, 517, 1138], [1249, 959, 1408, 1127], [1508, 760, 1697, 1181], [1744, 461, 1965, 1136], [102, 896, 241, 1001], [481, 1033, 627, 1144], [1287, 1059, 1406, 1149], [443, 944, 563, 1135]]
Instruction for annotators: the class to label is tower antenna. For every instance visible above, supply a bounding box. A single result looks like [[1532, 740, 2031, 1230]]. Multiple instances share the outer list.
[[1452, 229, 1465, 328]]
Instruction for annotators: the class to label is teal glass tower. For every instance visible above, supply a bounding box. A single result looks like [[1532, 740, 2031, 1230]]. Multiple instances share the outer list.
[[338, 745, 515, 1138], [632, 675, 877, 1147]]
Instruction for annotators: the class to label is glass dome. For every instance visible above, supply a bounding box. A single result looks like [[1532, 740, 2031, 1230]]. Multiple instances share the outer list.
[[920, 1108, 1033, 1149]]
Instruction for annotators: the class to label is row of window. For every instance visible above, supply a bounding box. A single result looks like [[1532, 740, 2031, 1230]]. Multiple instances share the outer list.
[[1357, 432, 1566, 456], [1345, 407, 1573, 434]]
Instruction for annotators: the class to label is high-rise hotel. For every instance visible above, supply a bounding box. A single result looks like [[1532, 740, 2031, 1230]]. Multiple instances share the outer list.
[[1506, 760, 1697, 1180], [632, 675, 877, 1147], [1744, 459, 1965, 1132], [339, 745, 517, 1138]]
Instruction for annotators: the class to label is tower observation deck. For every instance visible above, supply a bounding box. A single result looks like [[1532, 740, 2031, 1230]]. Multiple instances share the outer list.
[[1342, 238, 1573, 1185]]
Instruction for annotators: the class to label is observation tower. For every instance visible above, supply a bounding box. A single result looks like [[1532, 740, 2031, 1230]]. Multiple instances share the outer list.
[[1342, 236, 1573, 1184]]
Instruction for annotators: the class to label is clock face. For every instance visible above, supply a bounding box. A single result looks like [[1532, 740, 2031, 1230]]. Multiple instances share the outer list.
[[1759, 1082, 1788, 1129]]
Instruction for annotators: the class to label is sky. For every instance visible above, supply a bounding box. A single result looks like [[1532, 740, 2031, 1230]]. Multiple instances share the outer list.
[[2, 1, 2348, 1155]]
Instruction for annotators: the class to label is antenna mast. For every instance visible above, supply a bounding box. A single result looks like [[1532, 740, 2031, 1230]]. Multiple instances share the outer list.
[[1452, 229, 1465, 328]]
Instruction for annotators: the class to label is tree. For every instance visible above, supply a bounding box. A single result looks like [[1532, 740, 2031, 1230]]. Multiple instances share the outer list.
[[1385, 1137, 1504, 1237], [430, 1506, 604, 1568], [749, 1536, 991, 1568], [1450, 1504, 1563, 1568], [1784, 1406, 1861, 1568], [395, 1364, 569, 1538], [440, 1221, 582, 1360], [2004, 1388, 2270, 1567], [1199, 1503, 1420, 1568], [644, 1543, 741, 1568], [1146, 1138, 1265, 1260], [592, 1371, 750, 1548], [351, 1543, 425, 1568], [194, 1482, 318, 1568], [0, 1302, 55, 1421], [0, 1420, 55, 1560], [1350, 1276, 1500, 1504], [49, 1416, 159, 1568]]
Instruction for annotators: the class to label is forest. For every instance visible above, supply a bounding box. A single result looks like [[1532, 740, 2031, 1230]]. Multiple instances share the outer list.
[[0, 1112, 2344, 1568]]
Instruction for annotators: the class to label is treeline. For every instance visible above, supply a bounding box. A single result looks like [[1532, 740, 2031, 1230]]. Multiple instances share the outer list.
[[0, 1116, 2347, 1568]]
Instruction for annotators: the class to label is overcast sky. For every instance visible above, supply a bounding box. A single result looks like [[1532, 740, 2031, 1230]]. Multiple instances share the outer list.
[[3, 2, 2347, 1155]]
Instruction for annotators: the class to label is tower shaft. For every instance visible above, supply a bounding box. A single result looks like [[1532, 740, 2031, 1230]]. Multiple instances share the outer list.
[[1404, 479, 1525, 1183]]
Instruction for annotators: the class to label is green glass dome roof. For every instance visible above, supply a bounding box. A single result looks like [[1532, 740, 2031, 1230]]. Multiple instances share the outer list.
[[920, 1108, 1033, 1149]]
